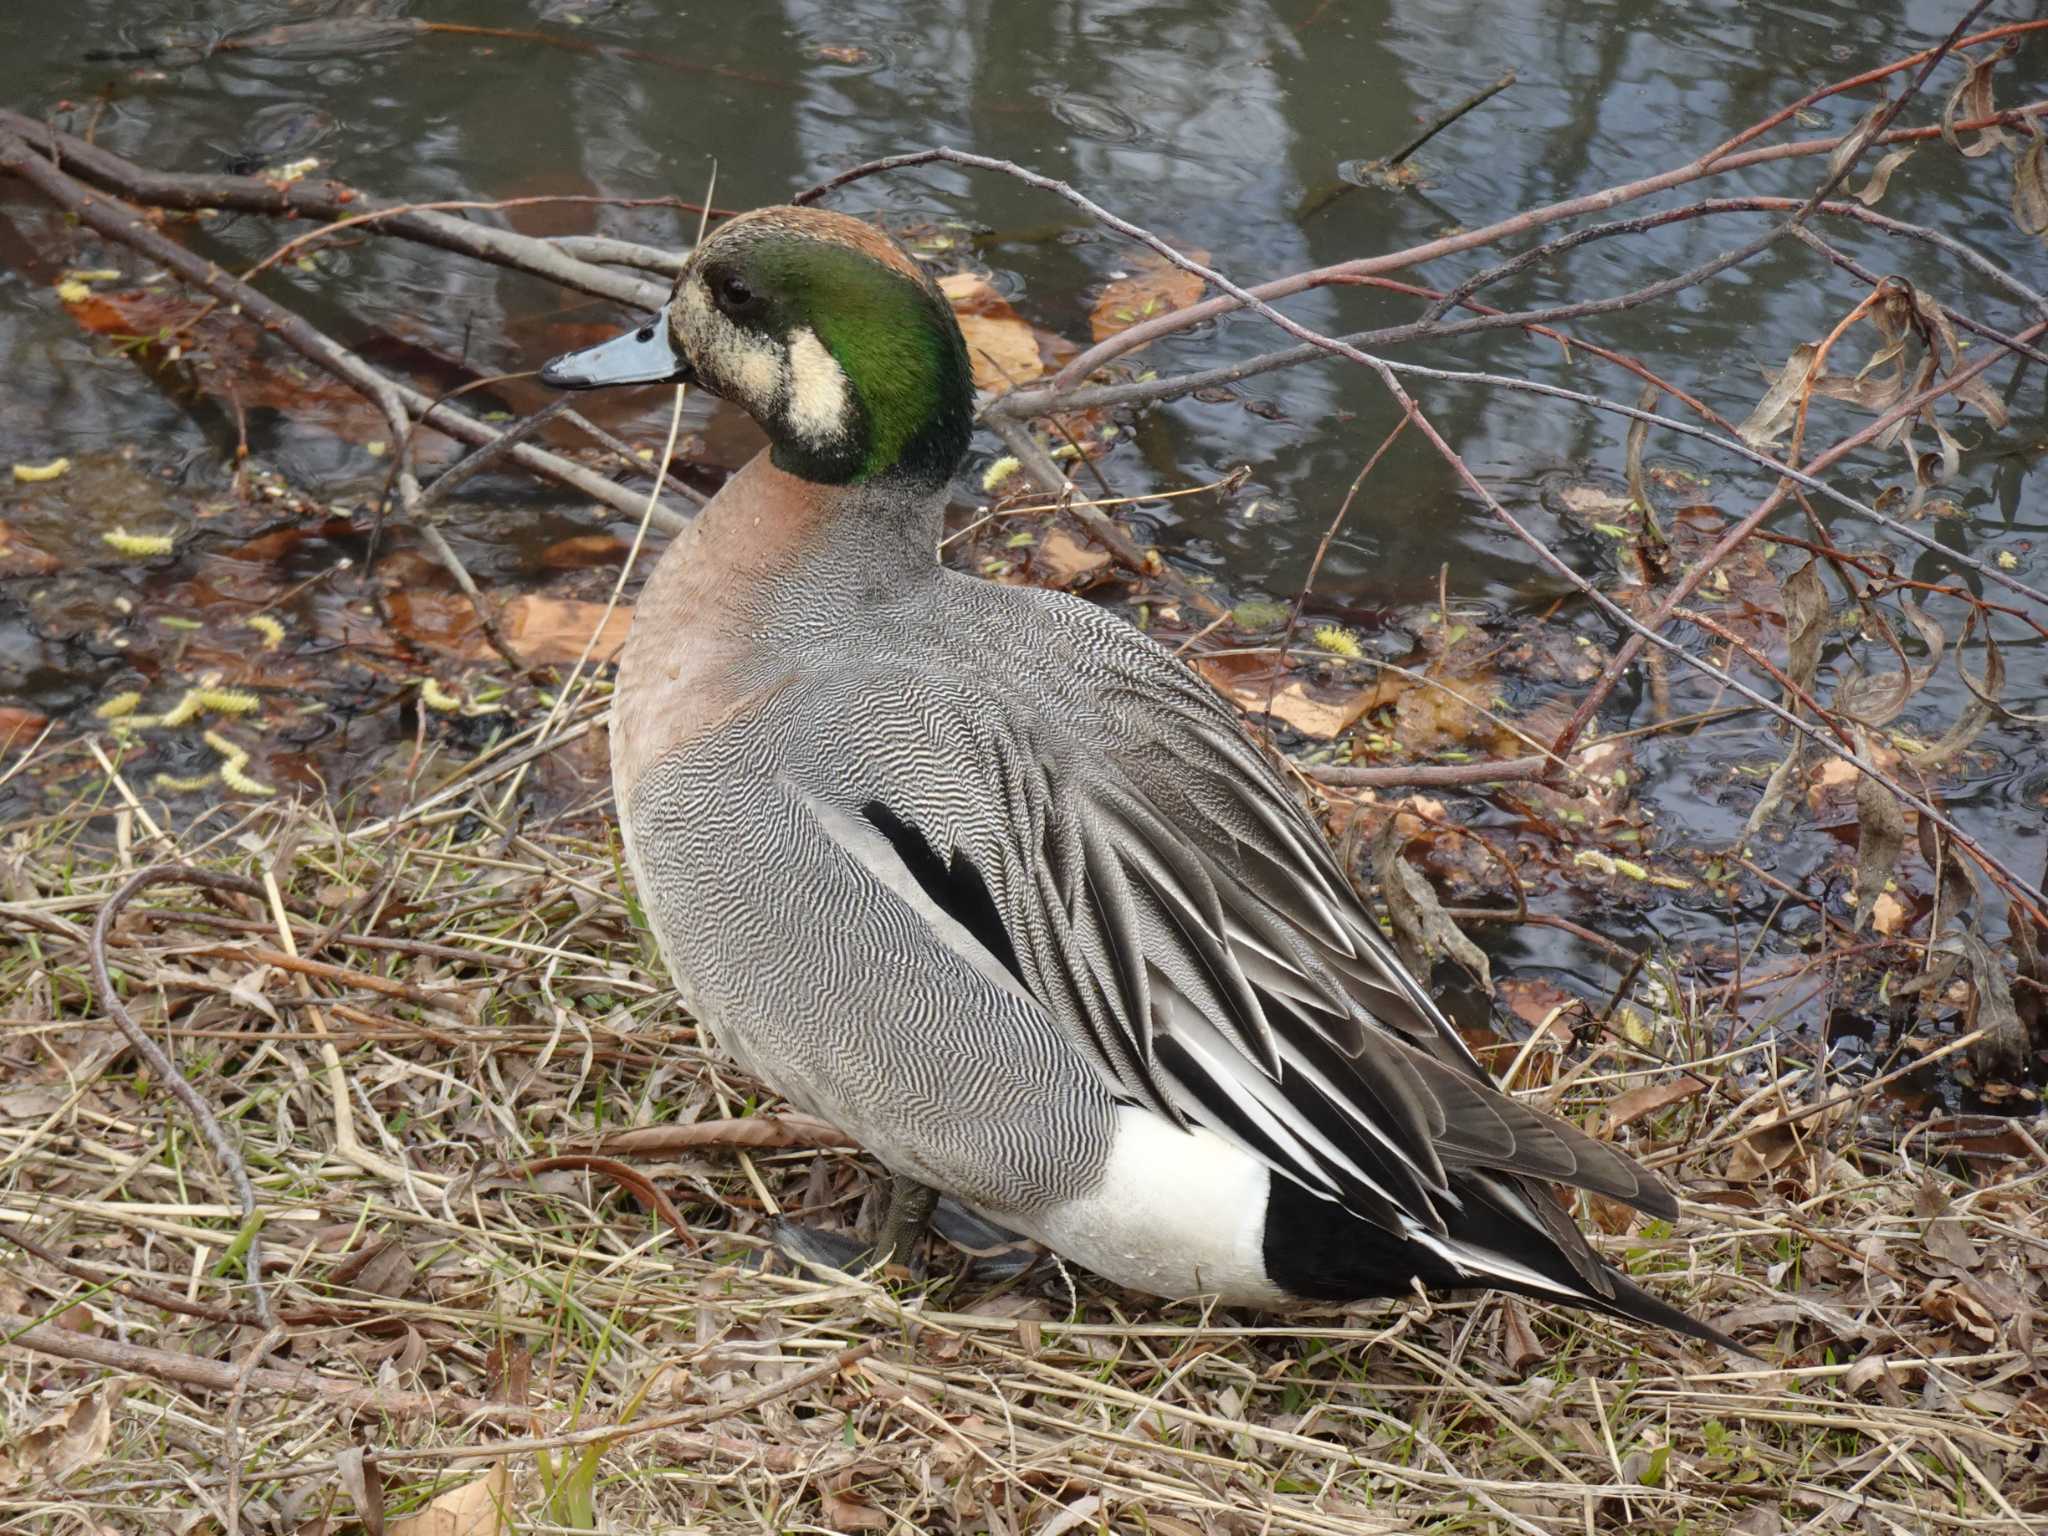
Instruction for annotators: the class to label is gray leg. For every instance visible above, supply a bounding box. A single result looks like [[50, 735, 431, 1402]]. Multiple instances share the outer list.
[[873, 1175, 939, 1269]]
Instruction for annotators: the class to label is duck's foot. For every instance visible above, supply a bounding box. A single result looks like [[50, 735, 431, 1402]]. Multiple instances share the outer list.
[[767, 1173, 939, 1281]]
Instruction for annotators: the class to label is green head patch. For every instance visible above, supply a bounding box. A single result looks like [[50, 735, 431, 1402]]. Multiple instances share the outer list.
[[669, 210, 975, 488]]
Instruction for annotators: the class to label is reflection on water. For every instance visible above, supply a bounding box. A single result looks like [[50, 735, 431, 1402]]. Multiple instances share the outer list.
[[0, 0, 2041, 1028]]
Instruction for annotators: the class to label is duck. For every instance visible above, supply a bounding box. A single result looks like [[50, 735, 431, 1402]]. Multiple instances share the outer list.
[[540, 205, 1734, 1348]]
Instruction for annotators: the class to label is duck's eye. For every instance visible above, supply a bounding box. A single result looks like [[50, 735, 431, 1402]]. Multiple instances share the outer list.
[[713, 272, 758, 317]]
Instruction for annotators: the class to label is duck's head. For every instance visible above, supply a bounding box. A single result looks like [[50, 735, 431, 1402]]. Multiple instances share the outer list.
[[542, 206, 974, 490]]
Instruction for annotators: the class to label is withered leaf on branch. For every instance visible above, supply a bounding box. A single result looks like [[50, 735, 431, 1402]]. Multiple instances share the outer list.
[[2015, 135, 2048, 240], [1854, 147, 1915, 206], [1736, 343, 1821, 448], [1851, 732, 1909, 934], [1371, 819, 1490, 992], [1832, 598, 1942, 728], [1738, 560, 1829, 848], [1939, 38, 2018, 160], [1828, 97, 1892, 182], [1909, 624, 2004, 773], [1908, 288, 2008, 429], [1915, 813, 1978, 927]]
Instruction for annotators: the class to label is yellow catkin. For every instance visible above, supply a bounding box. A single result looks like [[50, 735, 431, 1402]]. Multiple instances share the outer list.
[[55, 280, 92, 304], [157, 691, 205, 728], [419, 678, 462, 713], [193, 688, 261, 716], [242, 614, 286, 650], [101, 528, 175, 556], [13, 458, 72, 483], [95, 691, 142, 720], [202, 731, 274, 798], [980, 456, 1021, 493], [151, 771, 217, 793], [1312, 624, 1363, 659]]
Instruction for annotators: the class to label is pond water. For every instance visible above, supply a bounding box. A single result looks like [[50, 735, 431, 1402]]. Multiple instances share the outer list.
[[1, 1, 2042, 1093]]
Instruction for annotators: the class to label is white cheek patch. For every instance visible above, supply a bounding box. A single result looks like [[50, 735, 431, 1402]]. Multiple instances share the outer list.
[[784, 327, 851, 446], [724, 329, 785, 405]]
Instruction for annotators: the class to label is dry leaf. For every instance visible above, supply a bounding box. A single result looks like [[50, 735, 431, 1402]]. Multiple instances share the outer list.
[[1736, 343, 1820, 448], [0, 1386, 117, 1489], [1031, 528, 1111, 587], [2015, 137, 2048, 238], [1373, 820, 1490, 992], [1497, 1296, 1546, 1378], [1599, 1076, 1706, 1137], [337, 1446, 387, 1536], [1940, 39, 2017, 160], [461, 596, 631, 665], [1854, 147, 1914, 205], [1851, 734, 1907, 934], [818, 1468, 892, 1532], [1912, 1178, 1982, 1270], [1194, 659, 1370, 739], [1090, 248, 1208, 342], [938, 272, 1045, 394], [1919, 1278, 1999, 1345], [388, 1463, 508, 1536], [1726, 1108, 1818, 1183]]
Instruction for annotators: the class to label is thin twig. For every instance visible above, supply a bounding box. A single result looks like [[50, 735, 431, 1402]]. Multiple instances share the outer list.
[[89, 866, 276, 1328]]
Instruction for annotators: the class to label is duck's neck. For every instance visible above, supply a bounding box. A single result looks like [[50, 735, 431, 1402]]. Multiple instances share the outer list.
[[635, 452, 946, 640]]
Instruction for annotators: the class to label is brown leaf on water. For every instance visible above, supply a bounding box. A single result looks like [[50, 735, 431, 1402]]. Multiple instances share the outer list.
[[0, 1386, 117, 1490], [389, 1465, 507, 1536], [938, 272, 1053, 395], [1390, 665, 1500, 754], [1193, 653, 1372, 740], [1090, 248, 1209, 342], [1598, 1076, 1706, 1138], [2015, 137, 2048, 239], [1031, 527, 1112, 588], [1940, 39, 2017, 160]]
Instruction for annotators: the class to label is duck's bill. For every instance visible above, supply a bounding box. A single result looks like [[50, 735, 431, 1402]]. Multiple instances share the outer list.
[[540, 308, 694, 389]]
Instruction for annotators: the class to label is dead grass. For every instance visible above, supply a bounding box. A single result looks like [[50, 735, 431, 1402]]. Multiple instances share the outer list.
[[2, 746, 2045, 1535]]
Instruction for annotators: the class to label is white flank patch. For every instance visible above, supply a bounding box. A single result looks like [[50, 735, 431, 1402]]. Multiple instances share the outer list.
[[1027, 1108, 1288, 1305], [785, 327, 850, 445]]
